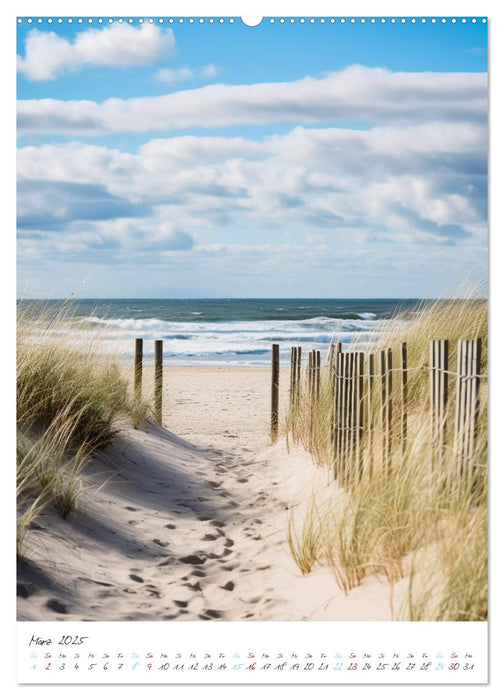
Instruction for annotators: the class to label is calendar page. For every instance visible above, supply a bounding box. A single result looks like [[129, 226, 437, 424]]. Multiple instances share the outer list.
[[13, 0, 490, 689]]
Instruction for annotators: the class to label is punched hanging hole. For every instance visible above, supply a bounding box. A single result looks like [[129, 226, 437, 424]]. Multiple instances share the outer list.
[[241, 16, 263, 27]]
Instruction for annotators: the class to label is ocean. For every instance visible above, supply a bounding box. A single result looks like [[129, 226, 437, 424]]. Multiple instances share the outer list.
[[18, 298, 420, 367]]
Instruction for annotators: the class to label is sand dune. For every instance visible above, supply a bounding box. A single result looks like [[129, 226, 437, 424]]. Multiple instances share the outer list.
[[17, 367, 405, 621]]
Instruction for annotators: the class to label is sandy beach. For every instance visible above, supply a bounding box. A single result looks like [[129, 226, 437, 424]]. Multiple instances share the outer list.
[[17, 365, 410, 622]]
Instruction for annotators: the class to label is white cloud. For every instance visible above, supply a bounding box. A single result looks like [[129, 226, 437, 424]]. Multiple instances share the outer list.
[[17, 65, 486, 134], [154, 64, 217, 84], [17, 122, 486, 257], [17, 23, 175, 81]]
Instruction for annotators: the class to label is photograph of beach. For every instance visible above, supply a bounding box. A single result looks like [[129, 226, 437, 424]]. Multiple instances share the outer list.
[[16, 15, 487, 624]]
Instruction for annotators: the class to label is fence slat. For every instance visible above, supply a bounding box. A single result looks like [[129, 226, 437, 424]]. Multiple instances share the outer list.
[[468, 338, 482, 462], [343, 353, 350, 483], [355, 352, 364, 477], [380, 349, 392, 471], [154, 339, 163, 425], [296, 346, 302, 407], [270, 344, 280, 443], [332, 351, 341, 480], [134, 338, 143, 401], [347, 353, 355, 484], [462, 339, 474, 470], [401, 342, 408, 455], [290, 347, 295, 410], [430, 339, 449, 464], [368, 353, 374, 476]]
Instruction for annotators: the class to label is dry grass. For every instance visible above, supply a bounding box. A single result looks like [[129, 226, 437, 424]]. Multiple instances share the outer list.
[[16, 304, 151, 554], [283, 296, 487, 621]]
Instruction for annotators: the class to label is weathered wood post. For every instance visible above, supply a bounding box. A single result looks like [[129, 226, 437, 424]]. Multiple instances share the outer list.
[[355, 352, 364, 479], [455, 338, 482, 477], [154, 340, 163, 425], [134, 338, 143, 401], [290, 346, 295, 410], [380, 348, 393, 471], [271, 343, 280, 442], [430, 339, 449, 464], [315, 349, 321, 399], [401, 342, 408, 455], [296, 346, 302, 408], [368, 353, 374, 476]]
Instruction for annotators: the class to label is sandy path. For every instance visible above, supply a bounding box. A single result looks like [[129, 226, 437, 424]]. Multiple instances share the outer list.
[[18, 368, 403, 621], [141, 366, 287, 451]]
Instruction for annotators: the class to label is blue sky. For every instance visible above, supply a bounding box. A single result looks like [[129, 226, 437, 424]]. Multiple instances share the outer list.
[[16, 17, 488, 298]]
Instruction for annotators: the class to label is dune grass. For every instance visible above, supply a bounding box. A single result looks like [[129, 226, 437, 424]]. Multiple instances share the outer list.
[[16, 305, 150, 554], [284, 296, 487, 621]]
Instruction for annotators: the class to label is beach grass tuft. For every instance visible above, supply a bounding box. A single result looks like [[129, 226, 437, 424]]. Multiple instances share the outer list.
[[16, 304, 150, 553]]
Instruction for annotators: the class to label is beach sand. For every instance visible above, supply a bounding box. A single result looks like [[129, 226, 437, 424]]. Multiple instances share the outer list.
[[17, 366, 408, 621]]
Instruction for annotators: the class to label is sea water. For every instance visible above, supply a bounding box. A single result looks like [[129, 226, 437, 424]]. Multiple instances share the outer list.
[[18, 298, 419, 366]]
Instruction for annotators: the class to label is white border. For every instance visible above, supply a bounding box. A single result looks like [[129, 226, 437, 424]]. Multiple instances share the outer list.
[[4, 2, 501, 698]]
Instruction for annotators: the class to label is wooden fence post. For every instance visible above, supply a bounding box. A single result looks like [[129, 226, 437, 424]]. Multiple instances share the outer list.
[[430, 339, 449, 464], [367, 353, 374, 477], [134, 338, 143, 401], [355, 352, 364, 478], [342, 352, 352, 484], [380, 349, 393, 471], [154, 340, 163, 425], [455, 338, 482, 476], [469, 337, 482, 461], [315, 350, 321, 400], [271, 344, 280, 442], [333, 351, 343, 481], [401, 342, 408, 455], [290, 347, 295, 410], [296, 346, 302, 408]]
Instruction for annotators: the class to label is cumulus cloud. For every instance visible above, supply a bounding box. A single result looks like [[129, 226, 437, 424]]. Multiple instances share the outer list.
[[17, 122, 486, 257], [154, 64, 217, 84], [17, 65, 486, 134], [17, 23, 175, 81]]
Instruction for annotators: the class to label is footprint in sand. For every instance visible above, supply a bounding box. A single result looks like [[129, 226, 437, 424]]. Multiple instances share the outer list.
[[203, 609, 222, 619], [180, 555, 206, 565], [129, 574, 144, 583], [221, 581, 235, 591], [224, 538, 234, 547], [202, 533, 218, 541], [46, 599, 68, 614], [206, 480, 222, 488], [237, 477, 248, 483], [158, 558, 174, 567], [17, 583, 35, 598], [146, 586, 161, 598], [210, 520, 225, 528], [165, 523, 176, 530], [190, 569, 207, 578], [184, 581, 202, 592], [221, 564, 237, 572], [125, 506, 139, 512], [153, 539, 169, 547]]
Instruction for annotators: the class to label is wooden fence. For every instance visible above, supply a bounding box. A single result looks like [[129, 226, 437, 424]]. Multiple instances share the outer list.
[[134, 338, 163, 425], [272, 338, 486, 485]]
